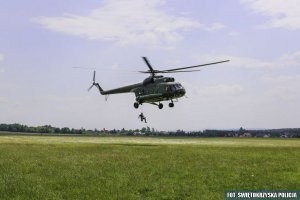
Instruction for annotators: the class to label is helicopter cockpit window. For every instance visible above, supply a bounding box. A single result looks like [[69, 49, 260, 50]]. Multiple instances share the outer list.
[[175, 84, 183, 89], [165, 78, 175, 82], [174, 84, 182, 89]]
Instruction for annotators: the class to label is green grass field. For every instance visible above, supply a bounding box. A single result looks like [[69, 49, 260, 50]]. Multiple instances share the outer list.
[[0, 135, 299, 200]]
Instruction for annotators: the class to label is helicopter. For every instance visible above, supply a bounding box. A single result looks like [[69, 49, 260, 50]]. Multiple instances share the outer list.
[[88, 57, 229, 109]]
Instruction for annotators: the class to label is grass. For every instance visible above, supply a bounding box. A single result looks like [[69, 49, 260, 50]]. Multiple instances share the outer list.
[[0, 135, 299, 200]]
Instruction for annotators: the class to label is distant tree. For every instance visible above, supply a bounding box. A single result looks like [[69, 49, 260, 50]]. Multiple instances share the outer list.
[[239, 127, 245, 134], [141, 127, 146, 133], [146, 126, 151, 134], [110, 129, 117, 134], [61, 127, 70, 134], [0, 124, 8, 131], [54, 128, 60, 133]]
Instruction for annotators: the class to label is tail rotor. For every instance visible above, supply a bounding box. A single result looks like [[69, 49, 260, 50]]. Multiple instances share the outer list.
[[88, 71, 96, 91]]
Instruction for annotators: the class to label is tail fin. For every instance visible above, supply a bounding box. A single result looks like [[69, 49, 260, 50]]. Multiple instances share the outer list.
[[95, 83, 106, 95]]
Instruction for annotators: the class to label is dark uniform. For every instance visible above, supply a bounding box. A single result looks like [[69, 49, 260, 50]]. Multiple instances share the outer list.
[[138, 113, 147, 123]]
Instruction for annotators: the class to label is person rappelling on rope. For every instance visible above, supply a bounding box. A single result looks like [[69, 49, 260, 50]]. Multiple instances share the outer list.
[[138, 112, 147, 123]]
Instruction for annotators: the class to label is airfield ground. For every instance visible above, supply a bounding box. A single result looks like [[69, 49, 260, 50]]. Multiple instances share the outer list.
[[0, 135, 299, 200]]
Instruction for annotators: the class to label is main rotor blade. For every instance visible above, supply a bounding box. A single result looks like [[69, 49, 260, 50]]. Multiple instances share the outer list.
[[162, 60, 230, 72], [142, 57, 154, 73], [158, 69, 201, 73], [138, 69, 201, 73]]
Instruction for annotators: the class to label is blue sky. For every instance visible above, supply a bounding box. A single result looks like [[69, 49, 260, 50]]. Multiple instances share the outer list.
[[1, 0, 300, 131]]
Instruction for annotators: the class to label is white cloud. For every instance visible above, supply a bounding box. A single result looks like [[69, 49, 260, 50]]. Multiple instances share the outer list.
[[183, 82, 244, 97], [34, 0, 224, 47], [228, 31, 240, 37], [0, 54, 4, 73], [0, 96, 7, 103], [201, 51, 300, 69], [262, 74, 300, 83], [241, 0, 300, 29], [261, 75, 300, 101], [199, 84, 244, 96], [236, 51, 300, 69], [227, 55, 273, 69]]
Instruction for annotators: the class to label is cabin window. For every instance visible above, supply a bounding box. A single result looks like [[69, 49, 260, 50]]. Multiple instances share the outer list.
[[175, 84, 183, 89]]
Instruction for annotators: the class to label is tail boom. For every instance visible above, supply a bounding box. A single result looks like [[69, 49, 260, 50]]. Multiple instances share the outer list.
[[94, 83, 106, 95]]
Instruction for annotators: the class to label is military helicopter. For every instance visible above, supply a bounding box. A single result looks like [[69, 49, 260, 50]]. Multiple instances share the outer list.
[[88, 57, 229, 109]]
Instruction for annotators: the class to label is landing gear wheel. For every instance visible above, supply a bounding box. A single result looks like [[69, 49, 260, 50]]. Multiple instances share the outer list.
[[169, 102, 174, 108], [158, 103, 163, 109], [134, 102, 139, 109]]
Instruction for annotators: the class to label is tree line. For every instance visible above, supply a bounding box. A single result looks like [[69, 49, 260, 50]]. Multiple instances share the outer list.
[[0, 123, 300, 138]]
